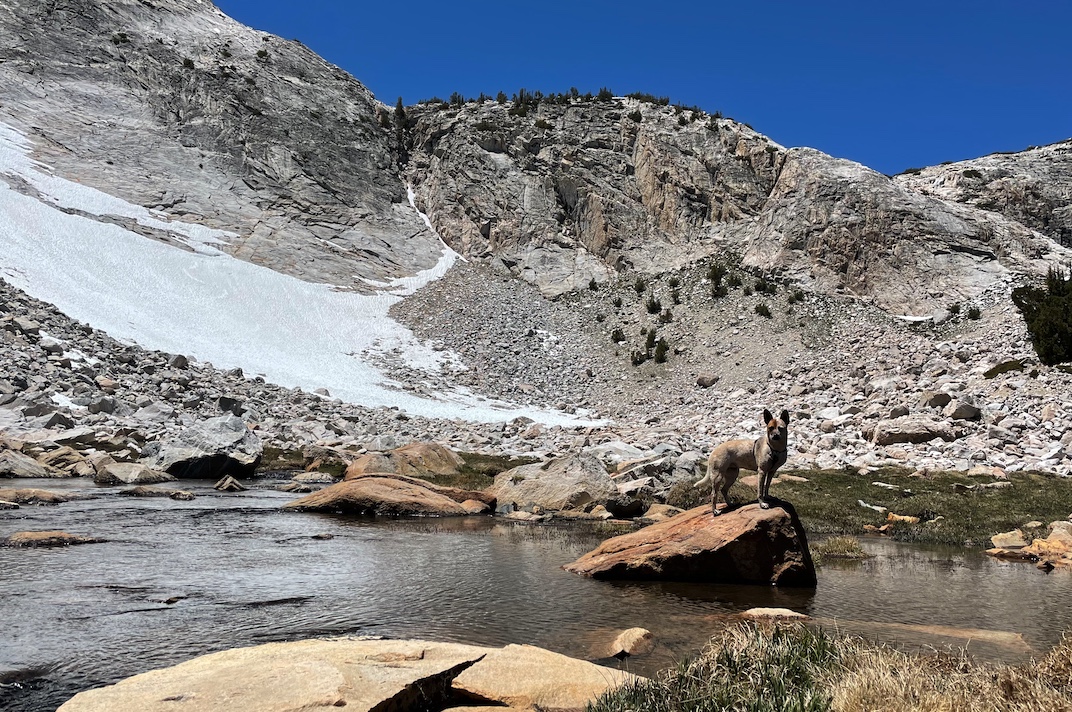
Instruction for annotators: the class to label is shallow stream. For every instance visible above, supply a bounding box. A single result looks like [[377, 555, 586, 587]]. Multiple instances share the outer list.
[[2, 477, 1070, 712]]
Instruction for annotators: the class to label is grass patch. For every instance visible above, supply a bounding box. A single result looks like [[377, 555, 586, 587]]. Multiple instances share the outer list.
[[812, 535, 871, 566], [773, 469, 1072, 547], [670, 469, 1072, 547], [590, 622, 1072, 712]]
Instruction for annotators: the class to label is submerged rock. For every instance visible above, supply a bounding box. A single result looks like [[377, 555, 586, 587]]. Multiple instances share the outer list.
[[283, 476, 473, 516], [3, 530, 100, 547], [604, 627, 656, 658], [119, 486, 195, 500], [0, 487, 75, 504], [564, 503, 817, 587]]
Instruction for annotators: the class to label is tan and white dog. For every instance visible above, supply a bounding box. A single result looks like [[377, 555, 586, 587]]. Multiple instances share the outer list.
[[695, 408, 789, 515]]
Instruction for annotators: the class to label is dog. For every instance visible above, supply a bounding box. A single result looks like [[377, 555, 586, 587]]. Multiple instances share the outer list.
[[695, 408, 789, 515]]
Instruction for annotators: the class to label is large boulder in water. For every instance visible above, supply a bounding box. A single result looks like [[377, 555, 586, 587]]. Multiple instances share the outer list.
[[56, 638, 641, 712], [282, 475, 481, 516], [489, 452, 616, 512], [143, 414, 262, 479], [564, 502, 817, 587], [94, 462, 175, 486], [344, 442, 465, 479]]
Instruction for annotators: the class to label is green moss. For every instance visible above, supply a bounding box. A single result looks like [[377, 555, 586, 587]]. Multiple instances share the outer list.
[[257, 446, 305, 472], [401, 451, 541, 491], [984, 358, 1026, 379]]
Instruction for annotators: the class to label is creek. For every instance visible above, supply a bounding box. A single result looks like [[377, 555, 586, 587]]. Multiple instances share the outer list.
[[2, 477, 1070, 712]]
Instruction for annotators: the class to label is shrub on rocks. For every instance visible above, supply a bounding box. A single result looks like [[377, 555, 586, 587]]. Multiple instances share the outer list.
[[1013, 266, 1072, 365]]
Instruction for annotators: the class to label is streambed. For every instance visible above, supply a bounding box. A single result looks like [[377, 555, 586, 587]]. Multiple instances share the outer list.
[[2, 477, 1069, 712]]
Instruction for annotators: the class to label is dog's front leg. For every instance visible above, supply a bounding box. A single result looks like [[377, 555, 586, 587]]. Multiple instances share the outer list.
[[757, 467, 772, 509]]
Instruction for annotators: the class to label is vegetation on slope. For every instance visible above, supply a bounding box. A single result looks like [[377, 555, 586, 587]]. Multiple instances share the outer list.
[[1014, 267, 1072, 366]]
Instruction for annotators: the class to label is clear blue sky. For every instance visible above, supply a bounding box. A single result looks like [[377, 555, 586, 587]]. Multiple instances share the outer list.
[[215, 0, 1070, 176]]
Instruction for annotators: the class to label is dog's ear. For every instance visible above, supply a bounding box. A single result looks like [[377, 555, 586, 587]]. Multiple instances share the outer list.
[[763, 409, 773, 425], [780, 409, 790, 425]]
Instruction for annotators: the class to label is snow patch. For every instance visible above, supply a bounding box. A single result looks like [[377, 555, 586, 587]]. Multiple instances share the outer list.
[[0, 121, 598, 426]]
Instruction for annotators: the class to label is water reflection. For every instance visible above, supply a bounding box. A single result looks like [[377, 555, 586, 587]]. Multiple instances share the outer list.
[[1, 477, 1069, 712]]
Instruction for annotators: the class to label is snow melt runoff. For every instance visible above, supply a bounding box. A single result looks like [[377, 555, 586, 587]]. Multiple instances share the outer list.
[[0, 120, 595, 426]]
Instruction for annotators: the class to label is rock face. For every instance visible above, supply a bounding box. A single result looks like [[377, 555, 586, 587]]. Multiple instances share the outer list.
[[0, 0, 444, 289], [282, 476, 476, 516], [56, 638, 641, 712], [564, 503, 817, 586], [490, 452, 617, 512], [895, 140, 1072, 247], [0, 3, 1071, 487], [406, 99, 1067, 313]]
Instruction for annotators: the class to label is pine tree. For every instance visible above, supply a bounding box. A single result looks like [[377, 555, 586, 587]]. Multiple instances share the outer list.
[[394, 97, 406, 144]]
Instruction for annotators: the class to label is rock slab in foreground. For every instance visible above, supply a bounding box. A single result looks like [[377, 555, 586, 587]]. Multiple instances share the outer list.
[[564, 503, 817, 587], [452, 643, 641, 710], [57, 638, 641, 712]]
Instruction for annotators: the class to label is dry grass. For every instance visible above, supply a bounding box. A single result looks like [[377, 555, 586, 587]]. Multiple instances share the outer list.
[[589, 623, 1072, 712], [829, 632, 1072, 711]]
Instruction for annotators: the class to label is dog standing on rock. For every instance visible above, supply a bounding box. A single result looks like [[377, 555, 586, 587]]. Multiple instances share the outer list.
[[695, 409, 790, 515]]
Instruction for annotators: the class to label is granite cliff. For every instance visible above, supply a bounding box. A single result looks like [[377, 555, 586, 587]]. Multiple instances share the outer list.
[[2, 0, 1068, 313], [404, 98, 1068, 313], [0, 0, 442, 288]]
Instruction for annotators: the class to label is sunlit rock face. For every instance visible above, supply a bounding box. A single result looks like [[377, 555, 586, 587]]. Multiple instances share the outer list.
[[406, 99, 1069, 314], [894, 140, 1072, 247]]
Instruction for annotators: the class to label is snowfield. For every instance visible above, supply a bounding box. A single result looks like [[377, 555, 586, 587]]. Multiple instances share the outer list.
[[0, 121, 596, 426]]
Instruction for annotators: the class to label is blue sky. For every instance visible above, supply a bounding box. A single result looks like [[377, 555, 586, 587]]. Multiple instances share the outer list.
[[215, 0, 1070, 176]]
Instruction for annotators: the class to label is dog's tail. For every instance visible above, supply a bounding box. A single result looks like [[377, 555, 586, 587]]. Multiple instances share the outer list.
[[693, 472, 711, 489]]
